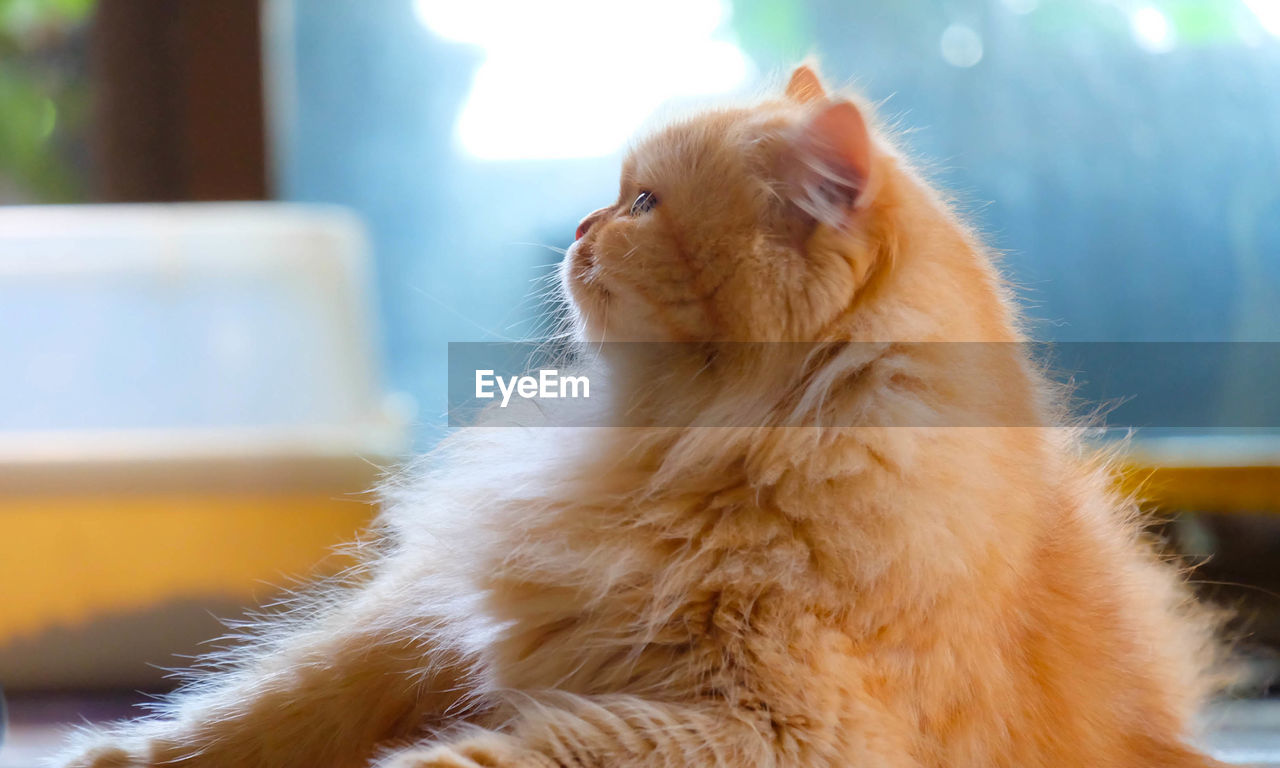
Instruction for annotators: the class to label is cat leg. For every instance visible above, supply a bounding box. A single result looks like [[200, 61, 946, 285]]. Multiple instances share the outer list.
[[374, 692, 916, 768], [53, 575, 472, 768]]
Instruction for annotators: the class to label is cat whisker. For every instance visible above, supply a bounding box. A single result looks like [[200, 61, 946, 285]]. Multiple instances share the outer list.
[[407, 283, 521, 342], [510, 241, 569, 257]]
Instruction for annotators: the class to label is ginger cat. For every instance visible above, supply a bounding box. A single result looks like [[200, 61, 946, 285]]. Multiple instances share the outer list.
[[58, 65, 1227, 768]]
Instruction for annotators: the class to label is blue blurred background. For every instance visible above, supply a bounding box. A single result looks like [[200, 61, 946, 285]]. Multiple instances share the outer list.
[[262, 0, 1280, 439]]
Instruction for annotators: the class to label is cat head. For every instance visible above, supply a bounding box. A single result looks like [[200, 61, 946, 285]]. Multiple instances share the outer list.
[[562, 64, 907, 344]]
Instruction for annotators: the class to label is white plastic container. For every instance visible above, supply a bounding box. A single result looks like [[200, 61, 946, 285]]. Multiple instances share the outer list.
[[0, 203, 410, 441]]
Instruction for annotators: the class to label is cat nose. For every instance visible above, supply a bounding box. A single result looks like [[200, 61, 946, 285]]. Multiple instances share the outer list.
[[575, 208, 609, 241]]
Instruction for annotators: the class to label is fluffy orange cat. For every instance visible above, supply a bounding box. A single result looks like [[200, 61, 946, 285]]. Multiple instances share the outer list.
[[59, 65, 1227, 768]]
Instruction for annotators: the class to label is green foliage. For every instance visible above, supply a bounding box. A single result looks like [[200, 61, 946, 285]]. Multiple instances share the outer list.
[[0, 0, 94, 32], [0, 0, 93, 203], [1163, 0, 1245, 44]]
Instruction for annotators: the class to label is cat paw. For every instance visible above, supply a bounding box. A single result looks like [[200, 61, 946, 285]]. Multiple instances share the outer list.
[[50, 737, 151, 768], [49, 725, 196, 768], [378, 734, 557, 768]]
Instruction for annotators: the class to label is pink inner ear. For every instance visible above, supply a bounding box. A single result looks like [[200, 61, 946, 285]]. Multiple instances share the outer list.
[[782, 100, 875, 227], [807, 101, 872, 190]]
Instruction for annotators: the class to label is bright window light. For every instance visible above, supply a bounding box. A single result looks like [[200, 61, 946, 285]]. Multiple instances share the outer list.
[[1244, 0, 1280, 38], [414, 0, 751, 160], [1130, 6, 1176, 53]]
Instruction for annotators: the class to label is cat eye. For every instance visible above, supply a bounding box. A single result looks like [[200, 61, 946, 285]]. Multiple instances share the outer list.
[[630, 191, 658, 216]]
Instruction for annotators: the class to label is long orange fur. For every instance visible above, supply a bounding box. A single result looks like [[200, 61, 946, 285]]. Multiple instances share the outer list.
[[56, 64, 1227, 768]]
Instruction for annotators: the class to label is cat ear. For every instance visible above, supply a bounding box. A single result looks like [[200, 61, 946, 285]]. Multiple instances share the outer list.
[[785, 64, 826, 103], [782, 99, 875, 228]]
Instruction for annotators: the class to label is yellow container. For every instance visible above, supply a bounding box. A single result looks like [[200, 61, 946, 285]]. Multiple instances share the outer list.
[[0, 429, 398, 689]]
